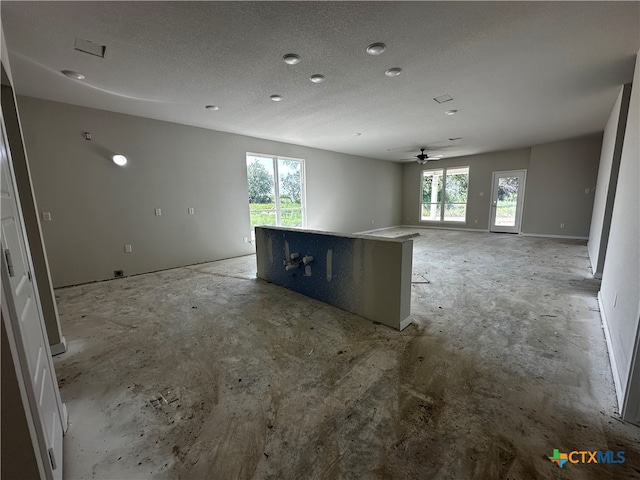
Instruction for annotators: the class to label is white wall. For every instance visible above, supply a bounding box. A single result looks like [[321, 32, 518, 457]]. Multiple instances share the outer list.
[[588, 85, 632, 277], [16, 96, 402, 287], [599, 52, 640, 423]]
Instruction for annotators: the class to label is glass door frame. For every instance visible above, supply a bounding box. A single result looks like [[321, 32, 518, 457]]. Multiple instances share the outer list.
[[489, 169, 527, 233]]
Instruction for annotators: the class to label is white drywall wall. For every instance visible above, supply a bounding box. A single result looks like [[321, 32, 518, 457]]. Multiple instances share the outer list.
[[599, 52, 640, 419], [588, 85, 631, 277]]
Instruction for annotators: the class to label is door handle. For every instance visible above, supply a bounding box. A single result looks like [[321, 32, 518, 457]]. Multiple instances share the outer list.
[[4, 249, 14, 277], [48, 447, 57, 470]]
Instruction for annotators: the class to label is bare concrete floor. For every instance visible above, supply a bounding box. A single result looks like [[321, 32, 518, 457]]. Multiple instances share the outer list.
[[54, 229, 640, 479]]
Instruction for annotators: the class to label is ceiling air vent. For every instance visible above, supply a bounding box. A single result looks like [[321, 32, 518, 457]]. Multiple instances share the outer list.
[[74, 37, 106, 58], [433, 94, 453, 104]]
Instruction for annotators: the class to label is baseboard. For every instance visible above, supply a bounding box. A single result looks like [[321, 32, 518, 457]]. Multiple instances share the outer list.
[[400, 225, 489, 233], [50, 336, 67, 356], [399, 316, 413, 331], [354, 225, 403, 234], [598, 291, 624, 409], [520, 233, 589, 240]]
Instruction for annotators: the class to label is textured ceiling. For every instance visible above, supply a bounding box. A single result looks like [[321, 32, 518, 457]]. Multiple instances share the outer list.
[[2, 1, 639, 161]]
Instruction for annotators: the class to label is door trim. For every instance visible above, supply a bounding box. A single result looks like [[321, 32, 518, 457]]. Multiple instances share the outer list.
[[489, 169, 527, 233]]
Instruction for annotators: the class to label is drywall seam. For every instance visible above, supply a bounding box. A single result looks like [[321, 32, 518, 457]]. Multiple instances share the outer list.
[[598, 291, 623, 409]]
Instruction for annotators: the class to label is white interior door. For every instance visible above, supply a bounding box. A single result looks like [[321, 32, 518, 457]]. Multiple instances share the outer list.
[[489, 170, 526, 233], [1, 117, 63, 479]]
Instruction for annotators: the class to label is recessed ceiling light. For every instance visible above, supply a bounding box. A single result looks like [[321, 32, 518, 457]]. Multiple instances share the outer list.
[[434, 94, 453, 104], [270, 94, 283, 102], [112, 154, 127, 166], [205, 105, 219, 111], [366, 42, 387, 55], [445, 110, 458, 116], [61, 70, 85, 80], [385, 67, 402, 77], [309, 74, 325, 84], [283, 54, 301, 65]]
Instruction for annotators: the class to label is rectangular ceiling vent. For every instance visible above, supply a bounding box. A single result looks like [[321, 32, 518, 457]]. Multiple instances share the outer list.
[[433, 94, 453, 104], [74, 37, 106, 58]]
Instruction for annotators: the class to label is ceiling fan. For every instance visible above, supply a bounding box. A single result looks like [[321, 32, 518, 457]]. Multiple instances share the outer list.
[[412, 148, 443, 165]]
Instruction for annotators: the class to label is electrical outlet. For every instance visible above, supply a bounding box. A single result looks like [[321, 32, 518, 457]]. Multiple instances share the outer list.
[[124, 245, 132, 253], [479, 192, 484, 197], [474, 219, 478, 224], [371, 219, 375, 225], [585, 188, 590, 194], [560, 223, 565, 229]]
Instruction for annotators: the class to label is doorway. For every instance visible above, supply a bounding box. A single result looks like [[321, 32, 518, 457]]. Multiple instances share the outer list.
[[489, 170, 526, 233]]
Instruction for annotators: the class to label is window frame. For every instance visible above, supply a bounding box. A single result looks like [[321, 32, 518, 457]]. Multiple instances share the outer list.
[[246, 152, 307, 229], [419, 166, 470, 224]]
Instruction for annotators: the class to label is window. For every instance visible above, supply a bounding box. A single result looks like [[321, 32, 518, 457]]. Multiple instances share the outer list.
[[246, 154, 306, 231], [421, 166, 469, 222]]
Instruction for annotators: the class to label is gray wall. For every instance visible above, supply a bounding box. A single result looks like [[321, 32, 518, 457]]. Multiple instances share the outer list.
[[1, 30, 64, 351], [16, 96, 402, 287], [402, 135, 602, 238], [588, 84, 632, 278], [521, 134, 602, 237], [599, 52, 640, 424], [402, 148, 531, 230]]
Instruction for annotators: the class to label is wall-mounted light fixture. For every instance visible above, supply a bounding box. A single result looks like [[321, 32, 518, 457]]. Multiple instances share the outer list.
[[112, 154, 128, 166]]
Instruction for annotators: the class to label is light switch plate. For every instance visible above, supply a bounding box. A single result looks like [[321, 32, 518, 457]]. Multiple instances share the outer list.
[[155, 208, 162, 216]]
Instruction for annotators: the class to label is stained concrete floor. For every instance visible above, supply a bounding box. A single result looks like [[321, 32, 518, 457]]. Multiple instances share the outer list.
[[53, 228, 640, 479]]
